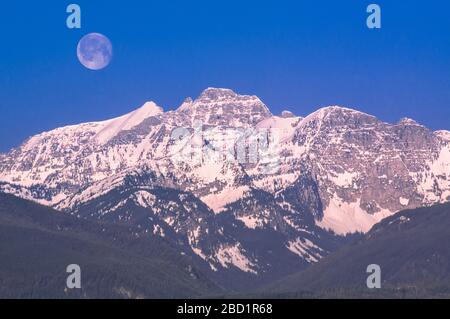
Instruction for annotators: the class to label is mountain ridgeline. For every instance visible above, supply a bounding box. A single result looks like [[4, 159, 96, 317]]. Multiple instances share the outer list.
[[0, 88, 449, 296]]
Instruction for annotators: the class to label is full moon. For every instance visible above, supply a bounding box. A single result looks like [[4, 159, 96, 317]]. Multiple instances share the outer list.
[[77, 33, 113, 70]]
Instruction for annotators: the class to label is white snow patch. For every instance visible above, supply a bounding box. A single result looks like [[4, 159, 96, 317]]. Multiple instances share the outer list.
[[328, 171, 358, 188], [256, 116, 302, 142], [201, 186, 249, 213], [215, 243, 257, 274], [399, 197, 410, 206], [317, 195, 393, 235], [252, 173, 298, 193], [95, 102, 163, 144], [132, 191, 156, 208], [435, 130, 450, 142], [412, 144, 450, 202], [389, 215, 411, 225], [286, 238, 323, 263], [191, 247, 207, 260], [152, 224, 165, 237], [236, 215, 264, 229], [188, 226, 202, 246]]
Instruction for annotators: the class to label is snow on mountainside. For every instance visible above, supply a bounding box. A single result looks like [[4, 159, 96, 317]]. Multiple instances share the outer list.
[[95, 101, 163, 144], [0, 101, 163, 193], [177, 88, 271, 127], [436, 130, 450, 142], [1, 87, 450, 281], [287, 106, 450, 234]]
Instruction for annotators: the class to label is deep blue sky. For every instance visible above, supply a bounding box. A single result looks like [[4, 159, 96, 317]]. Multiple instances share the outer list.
[[0, 1, 449, 152]]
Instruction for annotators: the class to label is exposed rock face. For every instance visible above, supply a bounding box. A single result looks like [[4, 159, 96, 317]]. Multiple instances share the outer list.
[[1, 88, 449, 283], [289, 107, 450, 233], [177, 88, 271, 127], [280, 110, 295, 118]]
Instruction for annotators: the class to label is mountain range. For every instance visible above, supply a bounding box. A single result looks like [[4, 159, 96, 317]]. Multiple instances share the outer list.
[[1, 87, 449, 292]]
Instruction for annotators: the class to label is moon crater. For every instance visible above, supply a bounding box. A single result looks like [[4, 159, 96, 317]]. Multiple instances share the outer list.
[[77, 33, 113, 70]]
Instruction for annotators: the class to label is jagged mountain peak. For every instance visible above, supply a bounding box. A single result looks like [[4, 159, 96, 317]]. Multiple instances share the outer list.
[[175, 88, 272, 126], [193, 87, 268, 108], [307, 105, 373, 119], [280, 110, 296, 118], [436, 130, 450, 142], [109, 100, 164, 124], [94, 101, 163, 144], [298, 105, 379, 130], [397, 117, 422, 127], [198, 87, 239, 100], [138, 101, 164, 114], [176, 97, 194, 112], [18, 100, 164, 150]]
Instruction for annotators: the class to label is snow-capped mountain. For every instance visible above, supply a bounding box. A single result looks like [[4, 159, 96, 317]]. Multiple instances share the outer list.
[[1, 88, 449, 285]]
